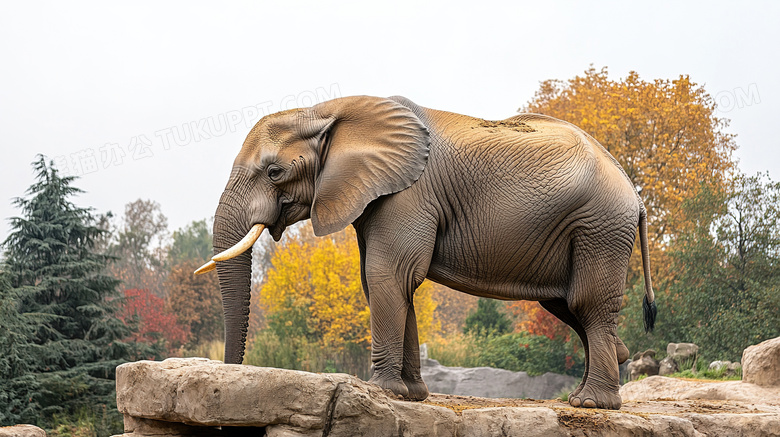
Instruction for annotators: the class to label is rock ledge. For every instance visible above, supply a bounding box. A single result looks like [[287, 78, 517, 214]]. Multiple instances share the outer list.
[[115, 358, 780, 436]]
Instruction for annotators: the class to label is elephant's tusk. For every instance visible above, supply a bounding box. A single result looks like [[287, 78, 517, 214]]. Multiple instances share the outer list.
[[194, 260, 216, 275], [211, 223, 265, 262]]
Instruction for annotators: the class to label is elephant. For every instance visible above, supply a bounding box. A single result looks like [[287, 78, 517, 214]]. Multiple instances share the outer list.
[[195, 95, 657, 410]]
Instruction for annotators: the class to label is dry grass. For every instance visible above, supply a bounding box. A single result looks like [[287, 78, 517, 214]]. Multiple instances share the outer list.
[[181, 340, 225, 362]]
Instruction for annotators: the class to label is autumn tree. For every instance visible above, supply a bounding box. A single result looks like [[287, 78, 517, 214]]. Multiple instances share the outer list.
[[244, 226, 283, 334], [163, 219, 224, 348], [508, 300, 571, 341], [260, 225, 369, 347], [165, 260, 223, 346], [118, 289, 190, 353], [258, 222, 438, 355], [109, 199, 169, 297], [523, 67, 737, 285]]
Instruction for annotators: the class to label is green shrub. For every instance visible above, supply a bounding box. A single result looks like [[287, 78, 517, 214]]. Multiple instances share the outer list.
[[428, 332, 584, 377], [245, 330, 371, 380], [426, 332, 484, 368], [47, 405, 119, 437], [667, 359, 741, 381]]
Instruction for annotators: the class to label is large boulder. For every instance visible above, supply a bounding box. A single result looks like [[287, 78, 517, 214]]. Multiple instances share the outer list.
[[658, 356, 679, 376], [621, 375, 780, 404], [420, 358, 579, 399], [743, 336, 780, 386], [709, 360, 742, 377], [667, 343, 699, 368], [627, 350, 659, 381], [114, 358, 780, 436], [0, 425, 46, 437]]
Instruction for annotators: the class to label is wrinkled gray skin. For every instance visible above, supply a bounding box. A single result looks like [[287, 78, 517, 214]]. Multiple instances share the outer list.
[[212, 96, 656, 410]]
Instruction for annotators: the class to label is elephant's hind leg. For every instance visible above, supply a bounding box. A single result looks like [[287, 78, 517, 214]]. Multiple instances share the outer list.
[[539, 299, 589, 399], [539, 298, 629, 397], [567, 312, 622, 409], [566, 231, 633, 410], [401, 304, 429, 401]]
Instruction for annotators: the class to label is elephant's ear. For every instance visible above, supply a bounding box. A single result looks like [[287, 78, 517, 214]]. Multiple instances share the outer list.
[[307, 96, 429, 236]]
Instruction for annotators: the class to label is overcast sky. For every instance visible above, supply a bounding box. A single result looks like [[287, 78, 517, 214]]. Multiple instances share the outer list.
[[1, 1, 778, 243]]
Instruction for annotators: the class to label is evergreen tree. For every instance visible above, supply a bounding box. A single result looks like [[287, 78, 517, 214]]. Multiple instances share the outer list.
[[0, 271, 41, 425], [2, 156, 158, 429], [464, 298, 512, 336]]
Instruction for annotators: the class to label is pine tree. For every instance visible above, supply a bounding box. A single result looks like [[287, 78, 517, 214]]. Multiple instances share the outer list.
[[0, 271, 41, 425], [463, 298, 512, 336], [2, 156, 158, 428]]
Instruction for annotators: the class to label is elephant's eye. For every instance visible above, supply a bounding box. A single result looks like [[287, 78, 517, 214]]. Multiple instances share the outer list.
[[267, 166, 284, 182]]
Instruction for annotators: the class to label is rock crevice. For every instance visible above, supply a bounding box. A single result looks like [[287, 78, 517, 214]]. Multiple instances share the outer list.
[[321, 382, 345, 437]]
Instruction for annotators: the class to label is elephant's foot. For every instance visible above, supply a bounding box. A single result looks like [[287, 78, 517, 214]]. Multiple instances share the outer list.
[[568, 384, 621, 410], [402, 375, 429, 401], [569, 379, 586, 399], [368, 374, 409, 398]]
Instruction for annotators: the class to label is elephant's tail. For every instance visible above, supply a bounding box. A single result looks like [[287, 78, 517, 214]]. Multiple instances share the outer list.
[[639, 203, 657, 333]]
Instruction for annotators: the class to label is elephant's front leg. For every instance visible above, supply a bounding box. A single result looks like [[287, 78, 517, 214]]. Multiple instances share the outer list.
[[356, 199, 438, 399], [366, 273, 410, 398], [401, 304, 429, 400]]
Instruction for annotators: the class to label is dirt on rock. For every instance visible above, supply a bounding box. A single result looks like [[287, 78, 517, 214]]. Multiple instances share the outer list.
[[425, 392, 776, 416], [423, 391, 779, 434]]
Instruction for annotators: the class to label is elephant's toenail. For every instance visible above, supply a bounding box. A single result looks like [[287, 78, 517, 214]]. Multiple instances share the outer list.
[[570, 397, 581, 407], [583, 399, 597, 408]]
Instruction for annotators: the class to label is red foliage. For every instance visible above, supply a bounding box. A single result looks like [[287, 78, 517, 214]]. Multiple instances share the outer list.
[[118, 289, 190, 350], [508, 300, 571, 341]]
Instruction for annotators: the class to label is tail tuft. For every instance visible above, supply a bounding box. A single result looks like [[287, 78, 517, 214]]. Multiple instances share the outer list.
[[638, 202, 657, 334], [643, 295, 657, 333]]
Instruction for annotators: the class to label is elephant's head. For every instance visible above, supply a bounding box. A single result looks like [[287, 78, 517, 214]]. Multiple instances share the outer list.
[[196, 96, 430, 364]]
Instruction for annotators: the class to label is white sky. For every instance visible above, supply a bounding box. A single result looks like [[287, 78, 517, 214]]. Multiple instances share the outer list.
[[1, 1, 778, 242]]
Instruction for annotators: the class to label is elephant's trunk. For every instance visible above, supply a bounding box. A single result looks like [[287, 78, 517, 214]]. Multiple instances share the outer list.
[[213, 191, 253, 364]]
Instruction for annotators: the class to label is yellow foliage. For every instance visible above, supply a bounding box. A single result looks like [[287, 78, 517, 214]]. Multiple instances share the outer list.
[[260, 223, 439, 349], [309, 228, 370, 347], [414, 280, 439, 344]]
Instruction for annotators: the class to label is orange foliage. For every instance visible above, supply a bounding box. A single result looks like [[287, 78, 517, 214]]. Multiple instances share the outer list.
[[508, 300, 571, 341], [165, 259, 224, 345]]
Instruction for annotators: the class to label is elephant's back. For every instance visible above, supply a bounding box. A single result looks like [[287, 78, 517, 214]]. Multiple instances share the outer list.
[[420, 108, 600, 202]]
